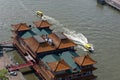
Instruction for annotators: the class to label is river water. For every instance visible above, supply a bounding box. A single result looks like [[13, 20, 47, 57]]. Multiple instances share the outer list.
[[0, 0, 120, 80]]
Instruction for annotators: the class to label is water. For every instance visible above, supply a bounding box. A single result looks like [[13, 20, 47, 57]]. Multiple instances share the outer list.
[[0, 0, 120, 80]]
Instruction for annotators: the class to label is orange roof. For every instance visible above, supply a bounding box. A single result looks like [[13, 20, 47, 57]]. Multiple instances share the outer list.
[[48, 33, 61, 48], [47, 60, 70, 72], [48, 33, 76, 49], [23, 36, 55, 53], [11, 23, 30, 31], [23, 37, 39, 52], [33, 20, 51, 28], [36, 43, 55, 53], [59, 39, 76, 49], [74, 55, 96, 66]]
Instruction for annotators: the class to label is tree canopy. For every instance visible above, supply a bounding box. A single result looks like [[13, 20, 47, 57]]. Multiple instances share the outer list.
[[0, 69, 9, 80]]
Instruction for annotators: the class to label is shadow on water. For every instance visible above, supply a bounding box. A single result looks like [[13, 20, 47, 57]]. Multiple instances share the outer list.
[[95, 0, 106, 10], [96, 3, 105, 10], [22, 69, 35, 75], [21, 67, 43, 80], [95, 0, 120, 14], [107, 5, 120, 14]]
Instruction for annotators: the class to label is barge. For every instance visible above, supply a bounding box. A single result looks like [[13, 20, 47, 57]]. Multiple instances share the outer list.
[[105, 0, 120, 10], [97, 0, 120, 10], [10, 19, 97, 80]]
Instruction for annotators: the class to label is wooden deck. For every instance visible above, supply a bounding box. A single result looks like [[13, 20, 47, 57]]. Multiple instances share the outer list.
[[105, 0, 120, 10]]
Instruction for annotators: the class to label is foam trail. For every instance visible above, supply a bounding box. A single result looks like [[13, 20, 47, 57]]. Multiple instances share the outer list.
[[63, 28, 94, 51], [37, 15, 63, 28], [63, 28, 88, 45]]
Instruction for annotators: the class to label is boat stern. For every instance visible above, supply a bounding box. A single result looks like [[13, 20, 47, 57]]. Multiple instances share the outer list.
[[36, 11, 43, 17], [84, 43, 94, 53]]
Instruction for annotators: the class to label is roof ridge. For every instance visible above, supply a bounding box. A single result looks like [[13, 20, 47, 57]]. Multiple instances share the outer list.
[[54, 60, 61, 71], [54, 33, 62, 49], [32, 36, 40, 53], [17, 23, 22, 31], [39, 20, 44, 27], [54, 59, 70, 72], [57, 39, 62, 49], [81, 55, 86, 66]]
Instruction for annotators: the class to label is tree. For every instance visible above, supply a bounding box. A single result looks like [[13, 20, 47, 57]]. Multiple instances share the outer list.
[[0, 69, 9, 80]]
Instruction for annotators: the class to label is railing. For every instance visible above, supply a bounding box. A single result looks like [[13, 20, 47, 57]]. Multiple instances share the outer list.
[[8, 61, 33, 71], [0, 40, 12, 45]]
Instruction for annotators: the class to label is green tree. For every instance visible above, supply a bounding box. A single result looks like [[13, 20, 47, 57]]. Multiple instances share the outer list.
[[0, 69, 9, 80]]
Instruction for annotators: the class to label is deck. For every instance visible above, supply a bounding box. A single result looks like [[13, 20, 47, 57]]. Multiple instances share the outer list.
[[105, 0, 120, 10]]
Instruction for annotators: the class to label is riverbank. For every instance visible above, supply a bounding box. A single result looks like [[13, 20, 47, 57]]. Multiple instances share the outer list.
[[0, 51, 26, 80], [7, 50, 39, 80]]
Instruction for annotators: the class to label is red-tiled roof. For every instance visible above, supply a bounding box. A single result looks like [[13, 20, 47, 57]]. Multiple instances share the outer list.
[[23, 36, 55, 53], [23, 37, 39, 52], [48, 33, 76, 49], [47, 60, 70, 72], [59, 39, 76, 49], [11, 23, 30, 31], [74, 55, 96, 66], [48, 33, 61, 48], [33, 20, 51, 28]]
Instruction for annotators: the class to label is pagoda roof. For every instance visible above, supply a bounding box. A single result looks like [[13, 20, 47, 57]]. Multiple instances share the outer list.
[[33, 20, 51, 28], [21, 30, 35, 39], [47, 59, 70, 72], [60, 51, 79, 70], [41, 54, 60, 63], [41, 51, 80, 71], [23, 36, 55, 53], [31, 28, 51, 36], [48, 32, 76, 49], [74, 55, 96, 66], [11, 23, 30, 31]]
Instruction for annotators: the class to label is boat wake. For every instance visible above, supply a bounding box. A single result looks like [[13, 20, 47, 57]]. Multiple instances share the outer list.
[[63, 28, 94, 51], [43, 15, 63, 27], [36, 13, 63, 28]]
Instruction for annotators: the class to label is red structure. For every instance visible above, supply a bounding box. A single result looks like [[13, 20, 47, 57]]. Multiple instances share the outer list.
[[8, 61, 33, 71]]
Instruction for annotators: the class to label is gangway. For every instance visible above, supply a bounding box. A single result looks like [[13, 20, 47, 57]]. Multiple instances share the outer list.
[[0, 41, 15, 51], [0, 45, 15, 48], [8, 61, 34, 71], [0, 43, 14, 48]]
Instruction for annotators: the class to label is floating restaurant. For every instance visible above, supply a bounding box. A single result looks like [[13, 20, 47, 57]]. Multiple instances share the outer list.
[[8, 19, 97, 80]]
